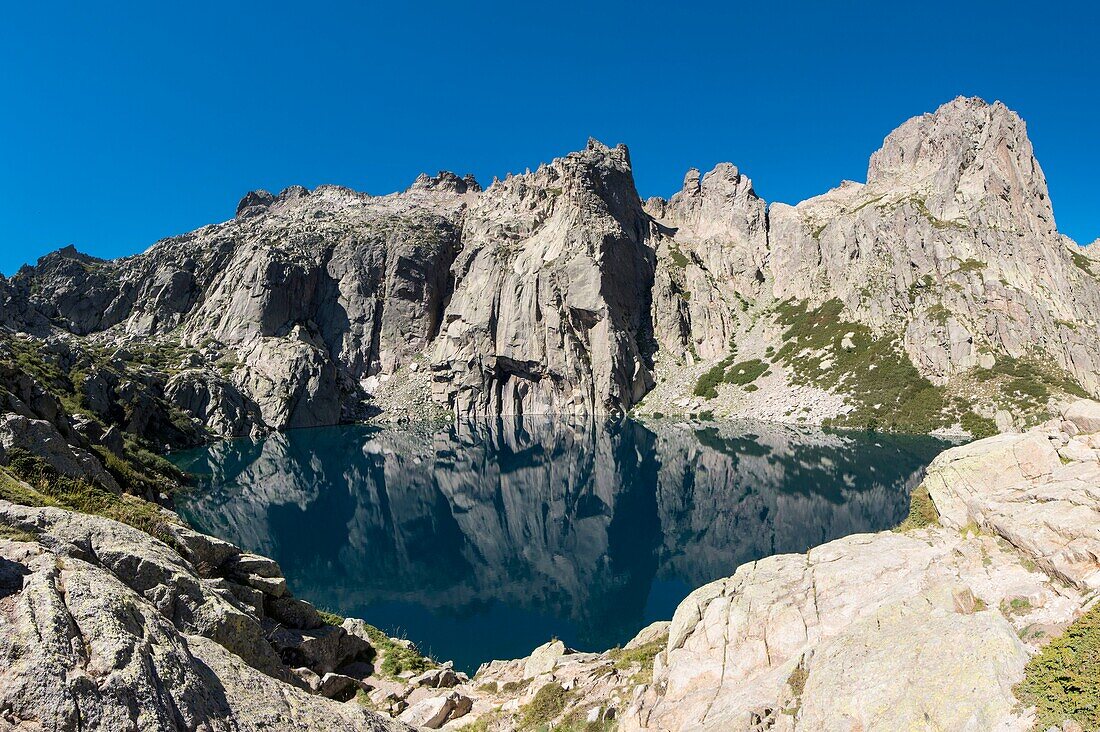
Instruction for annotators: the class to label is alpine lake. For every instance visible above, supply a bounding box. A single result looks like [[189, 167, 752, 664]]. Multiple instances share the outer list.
[[170, 418, 949, 674]]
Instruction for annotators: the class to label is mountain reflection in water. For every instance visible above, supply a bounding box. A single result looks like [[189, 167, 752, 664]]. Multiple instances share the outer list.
[[171, 418, 949, 673]]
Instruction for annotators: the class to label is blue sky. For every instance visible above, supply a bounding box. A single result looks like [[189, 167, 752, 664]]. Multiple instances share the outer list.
[[2, 1, 1096, 275]]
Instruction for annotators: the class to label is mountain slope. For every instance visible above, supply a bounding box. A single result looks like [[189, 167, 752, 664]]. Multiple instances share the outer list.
[[4, 96, 1097, 439]]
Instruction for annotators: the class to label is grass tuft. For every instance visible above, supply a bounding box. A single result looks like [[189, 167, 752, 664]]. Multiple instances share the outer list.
[[1, 452, 178, 544], [519, 682, 571, 730], [893, 484, 939, 532]]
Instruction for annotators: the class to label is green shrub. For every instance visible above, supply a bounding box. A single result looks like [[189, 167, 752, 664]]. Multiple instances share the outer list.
[[960, 412, 998, 439], [1016, 603, 1100, 729], [693, 356, 734, 399], [723, 359, 769, 386], [349, 621, 435, 678], [694, 356, 769, 399], [501, 679, 531, 694], [317, 609, 345, 626]]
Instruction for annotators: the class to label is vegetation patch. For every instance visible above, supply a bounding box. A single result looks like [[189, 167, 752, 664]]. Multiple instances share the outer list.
[[608, 635, 667, 684], [668, 244, 691, 270], [317, 609, 345, 626], [350, 621, 435, 678], [1070, 248, 1096, 278], [909, 195, 968, 230], [774, 299, 954, 433], [1, 451, 179, 544], [972, 355, 1089, 428], [954, 258, 986, 275], [694, 356, 770, 399], [1015, 602, 1100, 730], [960, 412, 998, 439], [0, 523, 39, 542], [501, 678, 531, 694], [893, 484, 939, 532], [519, 682, 571, 730], [555, 708, 616, 732]]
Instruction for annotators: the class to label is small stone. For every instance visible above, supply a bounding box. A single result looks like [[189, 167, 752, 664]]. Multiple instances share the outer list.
[[291, 667, 321, 692]]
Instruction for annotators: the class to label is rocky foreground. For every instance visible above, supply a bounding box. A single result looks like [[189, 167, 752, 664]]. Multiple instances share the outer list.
[[3, 401, 1100, 730]]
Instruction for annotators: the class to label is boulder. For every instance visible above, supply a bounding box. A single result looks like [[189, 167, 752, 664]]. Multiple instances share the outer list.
[[269, 624, 374, 674], [523, 639, 566, 678], [397, 692, 471, 729], [409, 666, 459, 689], [318, 672, 362, 701], [0, 414, 119, 491], [1063, 400, 1100, 435], [267, 595, 325, 629]]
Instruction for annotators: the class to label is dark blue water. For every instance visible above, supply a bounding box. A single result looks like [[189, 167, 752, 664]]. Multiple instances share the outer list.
[[170, 418, 948, 673]]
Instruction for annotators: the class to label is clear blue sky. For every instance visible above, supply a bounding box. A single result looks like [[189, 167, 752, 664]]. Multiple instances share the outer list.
[[2, 1, 1097, 275]]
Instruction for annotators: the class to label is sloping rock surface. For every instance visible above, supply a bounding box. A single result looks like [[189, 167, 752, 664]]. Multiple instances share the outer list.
[[0, 499, 409, 732]]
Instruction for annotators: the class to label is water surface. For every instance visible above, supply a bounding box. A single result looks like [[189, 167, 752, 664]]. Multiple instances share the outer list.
[[171, 419, 948, 672]]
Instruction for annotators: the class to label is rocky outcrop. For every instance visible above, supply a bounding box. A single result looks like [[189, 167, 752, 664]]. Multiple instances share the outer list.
[[0, 497, 414, 731], [10, 180, 473, 429], [431, 140, 656, 417], [646, 164, 769, 361], [0, 415, 119, 491], [164, 369, 264, 438], [602, 400, 1100, 731]]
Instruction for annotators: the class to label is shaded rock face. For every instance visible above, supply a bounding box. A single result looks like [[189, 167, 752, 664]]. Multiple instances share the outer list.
[[432, 140, 657, 417]]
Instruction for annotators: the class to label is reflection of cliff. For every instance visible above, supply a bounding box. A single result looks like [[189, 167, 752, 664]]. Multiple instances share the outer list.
[[174, 419, 947, 648]]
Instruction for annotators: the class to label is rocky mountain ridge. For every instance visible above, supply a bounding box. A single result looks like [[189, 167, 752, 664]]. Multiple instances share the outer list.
[[3, 97, 1097, 445]]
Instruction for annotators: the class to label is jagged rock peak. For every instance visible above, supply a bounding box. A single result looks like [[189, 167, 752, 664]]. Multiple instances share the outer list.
[[235, 189, 275, 218], [275, 184, 310, 203], [408, 171, 481, 194], [867, 96, 1053, 231], [38, 244, 102, 266], [682, 167, 702, 194], [585, 136, 631, 167], [430, 137, 653, 418]]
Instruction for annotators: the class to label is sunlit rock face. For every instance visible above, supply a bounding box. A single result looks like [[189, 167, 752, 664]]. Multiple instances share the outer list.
[[173, 418, 946, 666], [11, 98, 1100, 432], [767, 97, 1100, 389]]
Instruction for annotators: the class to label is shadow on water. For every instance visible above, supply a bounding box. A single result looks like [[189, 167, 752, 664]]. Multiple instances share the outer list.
[[170, 418, 950, 673]]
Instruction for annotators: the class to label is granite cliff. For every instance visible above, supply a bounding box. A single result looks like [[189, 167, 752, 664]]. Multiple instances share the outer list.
[[4, 97, 1096, 441]]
